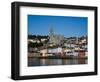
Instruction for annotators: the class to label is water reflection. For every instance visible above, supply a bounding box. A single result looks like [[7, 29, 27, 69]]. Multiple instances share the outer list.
[[28, 58, 87, 66]]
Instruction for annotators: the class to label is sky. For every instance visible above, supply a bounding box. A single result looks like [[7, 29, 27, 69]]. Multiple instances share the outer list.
[[28, 15, 87, 37]]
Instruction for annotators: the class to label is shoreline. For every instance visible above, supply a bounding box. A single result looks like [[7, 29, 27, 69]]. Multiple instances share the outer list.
[[28, 56, 87, 59]]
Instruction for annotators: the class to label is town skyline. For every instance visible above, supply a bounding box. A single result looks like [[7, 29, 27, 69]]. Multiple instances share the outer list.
[[28, 15, 87, 37]]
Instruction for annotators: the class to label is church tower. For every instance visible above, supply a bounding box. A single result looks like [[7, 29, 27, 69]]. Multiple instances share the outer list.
[[49, 27, 55, 44]]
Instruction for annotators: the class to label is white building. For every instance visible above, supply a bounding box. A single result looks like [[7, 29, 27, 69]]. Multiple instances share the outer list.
[[48, 47, 62, 53]]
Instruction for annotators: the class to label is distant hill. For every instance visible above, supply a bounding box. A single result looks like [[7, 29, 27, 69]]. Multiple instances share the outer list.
[[28, 35, 49, 39]]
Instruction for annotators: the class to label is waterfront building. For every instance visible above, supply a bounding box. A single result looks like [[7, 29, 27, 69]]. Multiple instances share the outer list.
[[47, 47, 62, 54], [40, 49, 47, 56], [78, 50, 86, 58]]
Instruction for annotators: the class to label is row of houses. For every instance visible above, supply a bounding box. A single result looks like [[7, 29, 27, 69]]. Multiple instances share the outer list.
[[28, 46, 87, 58], [39, 47, 87, 57]]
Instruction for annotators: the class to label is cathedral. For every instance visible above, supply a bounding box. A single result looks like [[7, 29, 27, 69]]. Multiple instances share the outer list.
[[49, 28, 65, 46]]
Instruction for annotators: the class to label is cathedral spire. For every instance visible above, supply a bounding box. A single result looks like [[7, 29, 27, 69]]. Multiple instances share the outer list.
[[49, 27, 55, 44], [49, 27, 54, 36]]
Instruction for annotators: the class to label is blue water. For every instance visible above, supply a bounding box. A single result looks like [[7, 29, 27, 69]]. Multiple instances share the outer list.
[[28, 58, 87, 66]]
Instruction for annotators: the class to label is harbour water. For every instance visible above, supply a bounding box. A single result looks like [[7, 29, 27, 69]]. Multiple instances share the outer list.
[[28, 58, 87, 66]]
